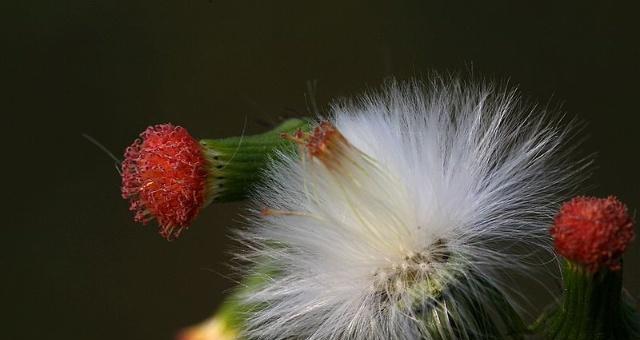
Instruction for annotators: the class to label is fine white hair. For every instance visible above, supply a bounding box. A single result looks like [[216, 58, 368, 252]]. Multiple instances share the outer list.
[[237, 77, 586, 340]]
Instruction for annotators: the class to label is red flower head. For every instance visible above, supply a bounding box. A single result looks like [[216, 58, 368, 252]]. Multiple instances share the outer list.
[[551, 196, 635, 272], [121, 124, 210, 239]]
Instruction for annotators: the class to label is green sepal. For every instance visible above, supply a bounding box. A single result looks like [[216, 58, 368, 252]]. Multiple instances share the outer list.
[[200, 118, 311, 203], [533, 260, 640, 340]]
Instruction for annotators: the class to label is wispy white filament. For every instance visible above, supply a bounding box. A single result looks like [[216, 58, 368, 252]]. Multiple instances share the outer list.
[[239, 78, 585, 340]]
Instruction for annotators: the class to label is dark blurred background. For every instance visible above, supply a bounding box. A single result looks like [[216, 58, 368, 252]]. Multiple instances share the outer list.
[[4, 1, 639, 339]]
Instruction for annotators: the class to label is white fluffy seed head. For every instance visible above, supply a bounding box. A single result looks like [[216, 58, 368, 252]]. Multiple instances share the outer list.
[[238, 78, 587, 340]]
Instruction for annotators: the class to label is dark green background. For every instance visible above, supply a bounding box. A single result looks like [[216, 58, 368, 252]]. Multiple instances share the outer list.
[[5, 1, 639, 339]]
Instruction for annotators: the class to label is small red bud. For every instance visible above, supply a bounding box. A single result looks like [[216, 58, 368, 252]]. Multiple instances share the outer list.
[[121, 124, 209, 239], [551, 196, 635, 272]]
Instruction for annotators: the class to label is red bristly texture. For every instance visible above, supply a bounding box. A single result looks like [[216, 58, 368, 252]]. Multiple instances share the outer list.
[[551, 196, 635, 272], [306, 122, 339, 157], [305, 121, 353, 171], [121, 124, 209, 239], [280, 121, 350, 170]]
